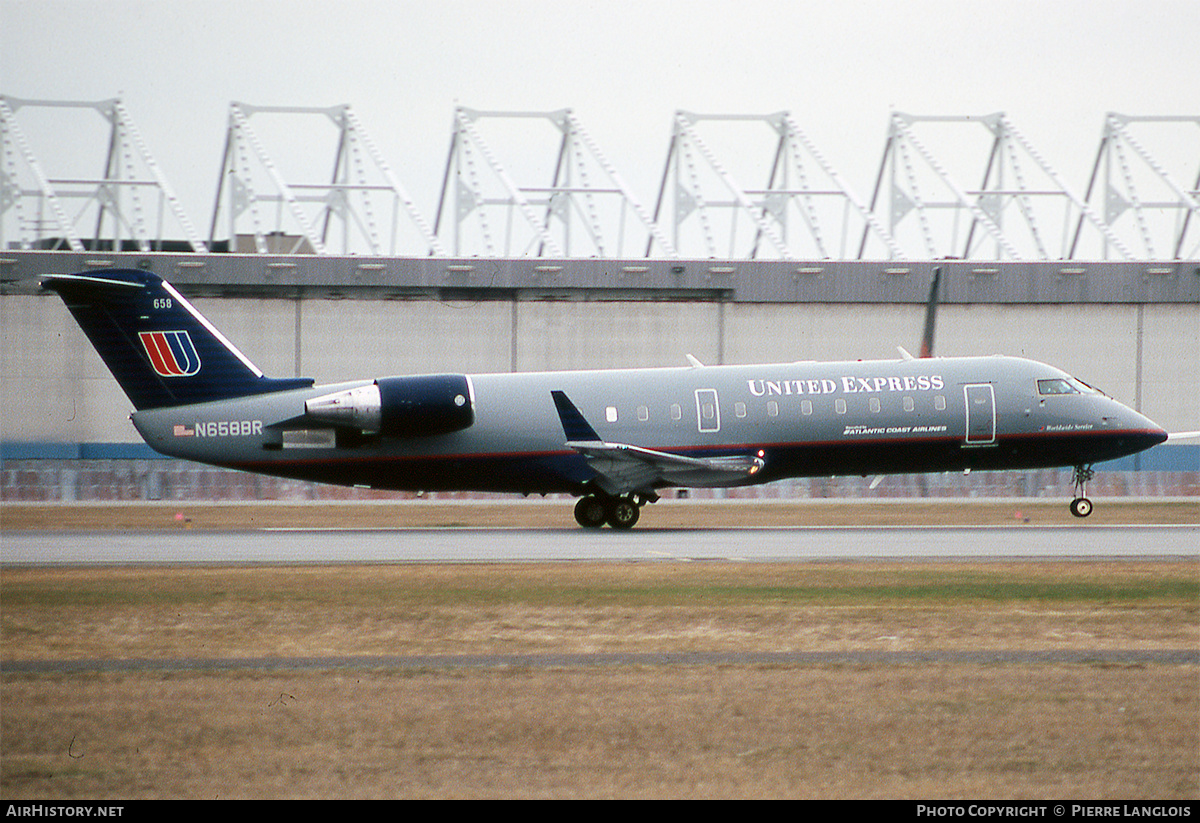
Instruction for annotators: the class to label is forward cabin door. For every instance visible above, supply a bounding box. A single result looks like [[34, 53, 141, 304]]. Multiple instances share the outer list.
[[695, 388, 720, 433], [963, 383, 996, 445]]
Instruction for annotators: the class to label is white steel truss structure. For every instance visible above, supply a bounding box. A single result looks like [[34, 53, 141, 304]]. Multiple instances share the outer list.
[[435, 107, 674, 258], [4, 97, 1195, 262], [866, 112, 1137, 261], [649, 111, 901, 261], [211, 102, 443, 256], [1074, 114, 1200, 260], [1, 96, 206, 253]]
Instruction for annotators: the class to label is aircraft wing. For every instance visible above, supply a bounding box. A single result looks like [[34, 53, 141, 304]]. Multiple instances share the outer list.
[[565, 440, 765, 494], [552, 390, 764, 495]]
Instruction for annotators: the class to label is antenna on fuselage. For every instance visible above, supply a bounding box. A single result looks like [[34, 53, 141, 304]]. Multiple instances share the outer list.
[[919, 266, 943, 358]]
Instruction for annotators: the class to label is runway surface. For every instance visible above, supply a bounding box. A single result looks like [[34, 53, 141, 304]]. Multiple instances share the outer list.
[[2, 524, 1196, 564]]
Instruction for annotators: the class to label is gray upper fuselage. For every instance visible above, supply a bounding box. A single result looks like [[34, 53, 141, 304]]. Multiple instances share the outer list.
[[130, 354, 1167, 495]]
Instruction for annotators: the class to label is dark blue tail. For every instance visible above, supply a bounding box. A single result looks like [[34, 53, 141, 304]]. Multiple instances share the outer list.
[[44, 269, 313, 410]]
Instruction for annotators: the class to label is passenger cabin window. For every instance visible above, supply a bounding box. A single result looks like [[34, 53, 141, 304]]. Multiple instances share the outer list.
[[670, 403, 682, 421], [801, 399, 813, 416], [869, 397, 881, 413], [934, 395, 946, 411], [835, 398, 847, 414], [637, 405, 649, 422], [606, 406, 618, 423], [735, 402, 747, 419], [903, 396, 915, 412], [767, 401, 779, 417]]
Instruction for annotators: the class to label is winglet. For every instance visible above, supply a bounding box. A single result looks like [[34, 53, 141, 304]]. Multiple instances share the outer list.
[[551, 390, 601, 442]]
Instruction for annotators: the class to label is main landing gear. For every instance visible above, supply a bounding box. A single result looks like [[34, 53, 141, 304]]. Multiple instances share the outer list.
[[1070, 464, 1095, 518], [574, 493, 646, 529]]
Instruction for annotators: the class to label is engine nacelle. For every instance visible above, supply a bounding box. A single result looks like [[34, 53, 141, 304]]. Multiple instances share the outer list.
[[304, 374, 474, 437]]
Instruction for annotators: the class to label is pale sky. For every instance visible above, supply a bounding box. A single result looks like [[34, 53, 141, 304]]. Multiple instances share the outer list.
[[3, 0, 1198, 256]]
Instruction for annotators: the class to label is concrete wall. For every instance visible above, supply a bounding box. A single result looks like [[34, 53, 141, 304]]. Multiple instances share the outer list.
[[3, 292, 1197, 444], [5, 252, 1198, 304]]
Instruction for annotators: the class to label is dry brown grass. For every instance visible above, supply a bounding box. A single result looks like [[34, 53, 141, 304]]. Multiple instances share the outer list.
[[3, 665, 1197, 800], [2, 560, 1197, 799], [2, 562, 1197, 660]]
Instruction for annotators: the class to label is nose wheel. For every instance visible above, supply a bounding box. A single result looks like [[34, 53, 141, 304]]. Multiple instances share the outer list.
[[1070, 465, 1095, 518]]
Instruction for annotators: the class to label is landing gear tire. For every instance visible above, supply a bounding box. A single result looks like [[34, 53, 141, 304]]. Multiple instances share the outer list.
[[1070, 464, 1096, 519], [574, 496, 608, 529], [574, 494, 643, 529], [606, 497, 641, 530]]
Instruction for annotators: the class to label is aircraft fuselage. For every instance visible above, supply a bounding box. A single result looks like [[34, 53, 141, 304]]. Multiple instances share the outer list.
[[130, 355, 1166, 496]]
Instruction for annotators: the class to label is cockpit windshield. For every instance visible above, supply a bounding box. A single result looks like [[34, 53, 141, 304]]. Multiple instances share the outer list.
[[1071, 377, 1106, 396], [1037, 377, 1105, 396], [1038, 378, 1075, 395]]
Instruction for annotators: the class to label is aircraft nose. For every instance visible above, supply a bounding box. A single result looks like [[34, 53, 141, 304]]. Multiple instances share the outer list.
[[1138, 426, 1169, 450], [1120, 407, 1168, 449]]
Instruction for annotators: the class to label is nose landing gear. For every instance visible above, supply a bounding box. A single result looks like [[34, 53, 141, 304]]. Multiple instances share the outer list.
[[1070, 465, 1095, 518]]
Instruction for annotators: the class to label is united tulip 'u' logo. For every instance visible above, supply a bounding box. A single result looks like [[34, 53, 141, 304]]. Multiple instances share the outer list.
[[139, 330, 202, 377]]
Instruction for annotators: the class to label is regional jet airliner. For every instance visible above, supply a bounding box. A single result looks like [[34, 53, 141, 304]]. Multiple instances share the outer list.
[[43, 269, 1168, 528]]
